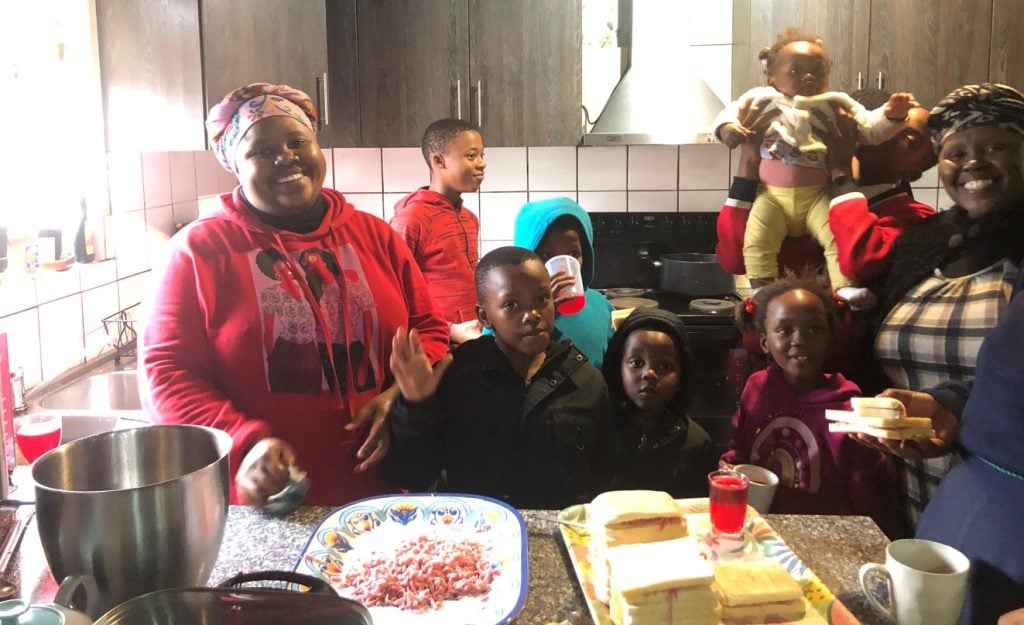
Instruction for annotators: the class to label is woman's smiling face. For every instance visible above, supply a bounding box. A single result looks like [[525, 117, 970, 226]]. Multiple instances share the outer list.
[[235, 115, 326, 217], [938, 125, 1024, 218]]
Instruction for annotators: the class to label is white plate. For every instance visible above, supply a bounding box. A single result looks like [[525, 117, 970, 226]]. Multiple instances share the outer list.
[[295, 493, 528, 625]]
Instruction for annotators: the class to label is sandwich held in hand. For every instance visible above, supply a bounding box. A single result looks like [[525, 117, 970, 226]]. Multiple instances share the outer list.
[[826, 396, 935, 440], [588, 490, 688, 604], [607, 538, 718, 625], [714, 560, 806, 622]]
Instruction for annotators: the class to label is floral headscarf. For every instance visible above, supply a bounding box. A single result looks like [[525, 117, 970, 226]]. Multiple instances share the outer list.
[[206, 83, 318, 172], [928, 83, 1024, 150]]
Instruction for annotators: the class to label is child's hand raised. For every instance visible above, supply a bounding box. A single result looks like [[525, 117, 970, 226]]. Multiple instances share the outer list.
[[884, 92, 919, 121], [719, 122, 751, 148], [390, 326, 453, 403], [550, 270, 578, 308]]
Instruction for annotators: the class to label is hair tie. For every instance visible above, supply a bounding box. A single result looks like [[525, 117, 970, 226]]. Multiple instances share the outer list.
[[744, 297, 756, 314], [833, 292, 846, 309]]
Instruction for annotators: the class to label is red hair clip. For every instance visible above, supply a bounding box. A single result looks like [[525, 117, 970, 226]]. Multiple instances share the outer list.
[[744, 297, 756, 314], [833, 292, 847, 309]]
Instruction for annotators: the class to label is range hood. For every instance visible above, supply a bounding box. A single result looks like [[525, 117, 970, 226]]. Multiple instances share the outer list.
[[581, 0, 727, 146]]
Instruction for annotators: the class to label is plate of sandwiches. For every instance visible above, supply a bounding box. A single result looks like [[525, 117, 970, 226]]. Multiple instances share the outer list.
[[558, 490, 860, 625], [826, 397, 935, 440]]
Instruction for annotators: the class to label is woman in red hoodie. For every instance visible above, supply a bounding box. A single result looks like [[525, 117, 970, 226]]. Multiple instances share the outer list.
[[140, 83, 449, 506]]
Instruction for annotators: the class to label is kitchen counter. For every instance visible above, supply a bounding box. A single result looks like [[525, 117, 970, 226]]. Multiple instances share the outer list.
[[7, 506, 889, 624]]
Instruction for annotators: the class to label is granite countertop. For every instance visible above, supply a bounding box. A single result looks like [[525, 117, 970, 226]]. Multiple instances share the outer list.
[[6, 505, 890, 624]]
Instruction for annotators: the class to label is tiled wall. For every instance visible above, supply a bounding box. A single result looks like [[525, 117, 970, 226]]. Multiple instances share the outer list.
[[0, 143, 947, 389]]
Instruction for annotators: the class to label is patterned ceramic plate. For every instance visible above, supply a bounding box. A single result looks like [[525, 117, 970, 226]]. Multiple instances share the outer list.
[[296, 493, 528, 625], [559, 498, 860, 625]]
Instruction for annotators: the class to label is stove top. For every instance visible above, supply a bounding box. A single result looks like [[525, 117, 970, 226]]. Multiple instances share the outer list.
[[603, 289, 741, 326]]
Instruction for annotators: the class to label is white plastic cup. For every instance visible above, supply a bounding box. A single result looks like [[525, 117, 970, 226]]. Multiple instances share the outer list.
[[544, 255, 585, 315], [733, 464, 779, 514], [859, 538, 970, 625]]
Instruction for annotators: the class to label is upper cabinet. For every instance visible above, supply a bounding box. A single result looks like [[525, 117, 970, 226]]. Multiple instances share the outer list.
[[340, 0, 582, 147], [201, 0, 328, 115], [737, 0, 1003, 110], [353, 0, 469, 148], [96, 0, 205, 152]]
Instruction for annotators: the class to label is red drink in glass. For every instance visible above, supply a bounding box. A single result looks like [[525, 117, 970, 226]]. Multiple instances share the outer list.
[[708, 470, 749, 535], [15, 415, 62, 464], [557, 295, 586, 315]]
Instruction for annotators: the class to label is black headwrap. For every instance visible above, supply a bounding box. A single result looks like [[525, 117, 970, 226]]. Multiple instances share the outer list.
[[928, 83, 1024, 150]]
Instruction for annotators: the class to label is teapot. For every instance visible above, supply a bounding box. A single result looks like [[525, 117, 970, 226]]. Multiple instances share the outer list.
[[0, 576, 96, 625]]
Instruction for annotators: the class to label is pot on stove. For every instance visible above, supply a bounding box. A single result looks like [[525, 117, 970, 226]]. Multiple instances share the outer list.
[[659, 253, 734, 296]]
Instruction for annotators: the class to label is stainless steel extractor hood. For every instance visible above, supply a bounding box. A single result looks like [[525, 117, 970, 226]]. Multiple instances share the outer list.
[[581, 0, 726, 146]]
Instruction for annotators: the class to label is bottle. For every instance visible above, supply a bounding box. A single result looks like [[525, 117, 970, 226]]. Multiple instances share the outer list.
[[74, 197, 94, 264]]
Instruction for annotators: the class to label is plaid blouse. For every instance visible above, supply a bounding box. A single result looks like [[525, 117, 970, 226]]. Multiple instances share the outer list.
[[875, 259, 1018, 529]]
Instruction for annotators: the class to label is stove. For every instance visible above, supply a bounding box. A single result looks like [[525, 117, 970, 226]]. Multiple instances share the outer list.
[[590, 212, 752, 453]]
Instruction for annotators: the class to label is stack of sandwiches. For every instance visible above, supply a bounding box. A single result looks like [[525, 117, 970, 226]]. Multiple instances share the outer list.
[[607, 538, 719, 625], [588, 490, 688, 604], [826, 396, 935, 440], [714, 561, 806, 622]]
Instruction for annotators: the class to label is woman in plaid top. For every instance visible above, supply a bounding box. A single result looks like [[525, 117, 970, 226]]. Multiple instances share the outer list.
[[861, 84, 1024, 537]]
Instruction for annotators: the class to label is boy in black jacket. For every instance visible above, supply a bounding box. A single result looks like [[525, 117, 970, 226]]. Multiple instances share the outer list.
[[384, 246, 612, 509], [603, 307, 716, 498]]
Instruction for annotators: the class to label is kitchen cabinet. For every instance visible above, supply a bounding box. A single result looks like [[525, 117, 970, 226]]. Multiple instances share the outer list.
[[736, 0, 998, 109], [201, 0, 329, 123], [318, 0, 361, 147], [352, 0, 469, 148], [96, 0, 205, 152], [347, 0, 582, 147], [989, 0, 1024, 90]]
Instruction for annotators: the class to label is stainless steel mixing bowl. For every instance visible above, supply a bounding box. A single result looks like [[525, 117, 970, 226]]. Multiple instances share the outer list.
[[32, 425, 232, 617]]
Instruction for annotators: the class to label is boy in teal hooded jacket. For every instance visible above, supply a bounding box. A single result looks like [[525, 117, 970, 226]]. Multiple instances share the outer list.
[[513, 197, 615, 369]]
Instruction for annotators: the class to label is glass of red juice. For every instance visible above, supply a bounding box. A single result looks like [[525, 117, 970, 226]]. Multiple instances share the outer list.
[[708, 470, 749, 536], [544, 255, 585, 315], [14, 414, 62, 464]]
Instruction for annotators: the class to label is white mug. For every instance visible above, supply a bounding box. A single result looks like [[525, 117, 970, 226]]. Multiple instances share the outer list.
[[732, 464, 779, 514], [859, 539, 969, 625]]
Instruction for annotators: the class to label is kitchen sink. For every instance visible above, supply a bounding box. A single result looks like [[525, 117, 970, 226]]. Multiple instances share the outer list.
[[35, 370, 150, 443]]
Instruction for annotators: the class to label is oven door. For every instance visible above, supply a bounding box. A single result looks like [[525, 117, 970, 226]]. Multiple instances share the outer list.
[[685, 324, 749, 457]]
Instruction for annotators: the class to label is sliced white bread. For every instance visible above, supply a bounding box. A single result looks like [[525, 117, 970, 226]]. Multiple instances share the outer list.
[[826, 409, 933, 429], [720, 598, 807, 621], [612, 597, 719, 625], [851, 396, 906, 418], [714, 561, 803, 607], [589, 490, 687, 547], [828, 422, 936, 439], [608, 538, 714, 599]]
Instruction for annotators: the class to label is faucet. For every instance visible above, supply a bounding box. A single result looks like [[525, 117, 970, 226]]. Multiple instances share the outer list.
[[9, 368, 26, 414]]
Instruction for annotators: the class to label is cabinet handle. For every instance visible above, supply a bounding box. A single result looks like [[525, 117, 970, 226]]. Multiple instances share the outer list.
[[457, 79, 462, 120], [857, 72, 864, 90], [476, 80, 483, 127], [877, 72, 884, 90], [322, 72, 330, 127], [314, 75, 324, 131]]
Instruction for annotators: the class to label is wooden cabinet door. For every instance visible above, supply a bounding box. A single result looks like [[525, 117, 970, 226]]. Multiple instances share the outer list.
[[321, 0, 361, 147], [737, 0, 870, 95], [201, 0, 328, 118], [868, 0, 992, 108], [96, 0, 205, 151], [356, 0, 470, 147], [468, 0, 582, 146], [990, 0, 1024, 90]]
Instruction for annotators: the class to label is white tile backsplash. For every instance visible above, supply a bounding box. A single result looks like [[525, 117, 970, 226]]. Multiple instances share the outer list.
[[81, 283, 119, 335], [35, 269, 81, 305], [38, 294, 84, 379], [0, 275, 38, 317], [172, 200, 199, 227], [480, 147, 527, 192], [333, 148, 383, 193], [195, 150, 222, 197], [911, 166, 939, 189], [628, 145, 678, 190], [169, 151, 197, 203], [528, 190, 577, 203], [678, 190, 727, 212], [578, 147, 627, 190], [383, 193, 406, 223], [79, 260, 117, 290], [348, 193, 385, 219], [527, 147, 576, 191], [938, 189, 956, 211], [578, 191, 628, 212], [1, 308, 42, 388], [142, 152, 172, 208], [382, 148, 426, 193], [111, 210, 150, 278], [479, 192, 527, 241], [628, 191, 677, 212], [679, 144, 731, 190], [480, 240, 514, 257], [107, 152, 144, 213]]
